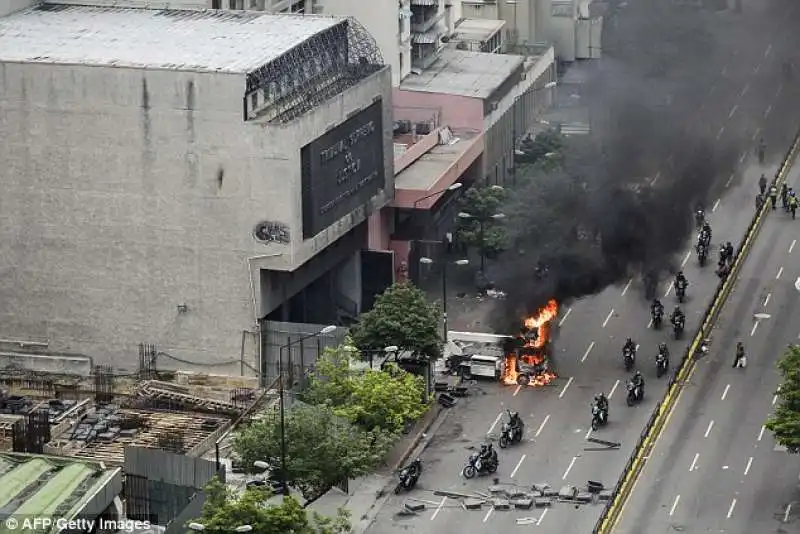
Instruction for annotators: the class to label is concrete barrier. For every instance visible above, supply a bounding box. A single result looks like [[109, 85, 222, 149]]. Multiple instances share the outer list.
[[593, 127, 800, 534]]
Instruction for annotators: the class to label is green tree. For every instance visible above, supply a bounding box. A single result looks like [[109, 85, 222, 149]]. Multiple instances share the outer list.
[[517, 129, 565, 165], [232, 403, 393, 502], [350, 281, 443, 359], [194, 477, 351, 534], [303, 349, 428, 434], [766, 345, 800, 452], [455, 186, 510, 261]]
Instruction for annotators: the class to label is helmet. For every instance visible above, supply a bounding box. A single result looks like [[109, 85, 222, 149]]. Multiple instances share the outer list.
[[659, 342, 667, 350], [634, 370, 642, 378], [626, 337, 632, 344], [674, 306, 681, 312], [677, 270, 684, 277], [480, 443, 488, 451], [594, 394, 600, 401], [727, 241, 732, 247]]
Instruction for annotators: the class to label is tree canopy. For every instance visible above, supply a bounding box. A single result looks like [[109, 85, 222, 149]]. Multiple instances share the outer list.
[[303, 348, 428, 434], [232, 403, 393, 502], [455, 186, 510, 258], [766, 345, 800, 452], [194, 477, 351, 534], [349, 281, 443, 359]]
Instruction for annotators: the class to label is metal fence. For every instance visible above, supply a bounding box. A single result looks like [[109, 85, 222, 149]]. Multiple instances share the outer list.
[[260, 321, 348, 387], [592, 127, 800, 533]]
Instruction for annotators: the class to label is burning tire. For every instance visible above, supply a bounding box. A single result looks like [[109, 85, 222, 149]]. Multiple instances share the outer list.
[[517, 374, 530, 386]]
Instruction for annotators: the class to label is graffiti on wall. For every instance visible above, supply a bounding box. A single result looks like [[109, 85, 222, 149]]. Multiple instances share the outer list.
[[253, 221, 290, 245]]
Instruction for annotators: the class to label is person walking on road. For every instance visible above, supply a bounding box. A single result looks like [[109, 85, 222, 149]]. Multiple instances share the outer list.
[[759, 174, 768, 196], [769, 184, 778, 209], [757, 138, 766, 164], [781, 183, 789, 210], [733, 341, 747, 369], [789, 193, 798, 220]]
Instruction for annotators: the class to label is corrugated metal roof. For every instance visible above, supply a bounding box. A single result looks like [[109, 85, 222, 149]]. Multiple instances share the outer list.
[[0, 4, 343, 73]]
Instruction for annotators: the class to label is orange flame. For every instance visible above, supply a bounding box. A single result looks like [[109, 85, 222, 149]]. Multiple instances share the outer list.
[[502, 299, 559, 387]]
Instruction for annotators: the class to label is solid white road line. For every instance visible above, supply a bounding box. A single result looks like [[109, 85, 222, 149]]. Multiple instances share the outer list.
[[721, 384, 730, 401], [621, 278, 633, 296], [744, 456, 753, 476], [602, 309, 614, 328], [431, 497, 447, 521], [535, 415, 550, 437], [790, 239, 796, 254], [513, 385, 522, 397], [750, 322, 759, 337], [510, 454, 526, 478], [776, 266, 784, 279], [669, 495, 681, 516], [558, 307, 572, 327], [664, 281, 674, 298], [758, 425, 766, 441], [712, 199, 720, 212], [682, 251, 691, 267], [764, 293, 772, 307], [727, 498, 737, 519], [538, 508, 548, 525], [608, 379, 620, 399], [483, 506, 494, 522], [487, 413, 503, 435], [562, 457, 577, 480], [704, 420, 715, 438], [559, 377, 574, 399], [689, 453, 699, 472], [581, 341, 596, 363], [784, 504, 792, 523]]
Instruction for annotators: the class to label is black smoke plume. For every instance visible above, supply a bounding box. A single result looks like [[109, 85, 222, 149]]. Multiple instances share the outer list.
[[492, 0, 798, 330]]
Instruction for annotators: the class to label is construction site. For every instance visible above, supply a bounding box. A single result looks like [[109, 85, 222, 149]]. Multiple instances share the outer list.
[[0, 344, 269, 468]]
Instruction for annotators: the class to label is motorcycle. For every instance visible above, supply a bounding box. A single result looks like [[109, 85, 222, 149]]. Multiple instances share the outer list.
[[626, 381, 644, 406], [462, 451, 498, 479], [697, 243, 708, 266], [695, 209, 705, 229], [623, 347, 636, 371], [395, 458, 422, 493], [498, 420, 523, 448], [672, 316, 685, 340], [591, 404, 608, 431], [651, 308, 663, 329], [675, 281, 686, 303], [656, 352, 669, 378]]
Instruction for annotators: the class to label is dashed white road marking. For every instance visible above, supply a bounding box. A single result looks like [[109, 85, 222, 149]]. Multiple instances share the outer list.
[[752, 127, 761, 141], [721, 384, 730, 401], [750, 322, 759, 337], [764, 293, 772, 307], [758, 425, 766, 441], [608, 379, 620, 399], [744, 456, 753, 476], [727, 498, 737, 519], [776, 84, 783, 99], [562, 456, 577, 480], [510, 454, 526, 478], [704, 420, 715, 438], [487, 412, 504, 435], [483, 506, 494, 522], [689, 453, 699, 472], [789, 239, 796, 254], [721, 65, 728, 76], [513, 385, 522, 397], [765, 43, 772, 57], [535, 414, 550, 437], [558, 307, 572, 327], [740, 84, 749, 98], [712, 199, 720, 212], [739, 152, 747, 163], [538, 508, 548, 525], [728, 104, 738, 119], [777, 266, 784, 280], [682, 251, 692, 267], [621, 279, 633, 296], [558, 377, 574, 399], [717, 126, 725, 140], [584, 427, 593, 441], [664, 281, 674, 298], [581, 341, 596, 363], [725, 173, 735, 188], [647, 318, 653, 328], [754, 63, 761, 74], [784, 504, 792, 523], [765, 105, 773, 118], [431, 497, 447, 520], [669, 495, 681, 516], [602, 309, 614, 328]]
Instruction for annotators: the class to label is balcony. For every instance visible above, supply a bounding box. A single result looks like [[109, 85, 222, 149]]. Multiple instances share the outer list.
[[411, 44, 441, 70], [411, 10, 445, 33]]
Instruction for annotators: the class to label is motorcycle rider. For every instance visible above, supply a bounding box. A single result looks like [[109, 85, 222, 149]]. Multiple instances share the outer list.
[[769, 184, 778, 210], [631, 370, 645, 397], [670, 306, 685, 328], [675, 270, 688, 290], [595, 393, 609, 413], [759, 173, 768, 196], [781, 183, 789, 210], [790, 193, 798, 220], [651, 298, 664, 319], [478, 443, 495, 467], [658, 341, 670, 359], [508, 410, 524, 440], [724, 242, 734, 263], [695, 206, 705, 228], [623, 337, 637, 355], [733, 341, 746, 368]]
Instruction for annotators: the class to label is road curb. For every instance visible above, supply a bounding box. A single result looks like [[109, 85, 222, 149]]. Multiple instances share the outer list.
[[594, 128, 800, 534]]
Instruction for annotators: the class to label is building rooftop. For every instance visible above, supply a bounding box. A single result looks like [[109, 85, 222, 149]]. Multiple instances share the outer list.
[[0, 4, 342, 72], [0, 453, 119, 533], [452, 18, 505, 43], [395, 129, 482, 192], [400, 48, 524, 99]]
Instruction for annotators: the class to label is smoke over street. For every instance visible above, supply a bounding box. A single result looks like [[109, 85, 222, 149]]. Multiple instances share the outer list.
[[493, 0, 800, 330]]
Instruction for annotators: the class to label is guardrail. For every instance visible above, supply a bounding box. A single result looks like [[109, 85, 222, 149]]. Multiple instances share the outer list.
[[592, 127, 800, 534]]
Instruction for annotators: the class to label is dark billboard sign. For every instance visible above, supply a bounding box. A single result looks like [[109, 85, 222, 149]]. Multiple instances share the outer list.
[[301, 100, 385, 239]]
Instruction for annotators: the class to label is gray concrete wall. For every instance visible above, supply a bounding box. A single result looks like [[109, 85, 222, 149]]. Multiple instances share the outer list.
[[0, 61, 392, 373]]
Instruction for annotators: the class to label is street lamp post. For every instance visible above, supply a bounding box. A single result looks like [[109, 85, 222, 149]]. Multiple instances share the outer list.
[[458, 211, 506, 271], [412, 182, 463, 209], [419, 257, 469, 343], [277, 324, 337, 495]]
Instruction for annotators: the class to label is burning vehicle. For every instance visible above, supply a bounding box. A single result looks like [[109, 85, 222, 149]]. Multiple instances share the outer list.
[[501, 300, 559, 386]]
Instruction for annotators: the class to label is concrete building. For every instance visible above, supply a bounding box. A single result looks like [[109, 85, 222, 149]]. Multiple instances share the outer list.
[[0, 5, 392, 374]]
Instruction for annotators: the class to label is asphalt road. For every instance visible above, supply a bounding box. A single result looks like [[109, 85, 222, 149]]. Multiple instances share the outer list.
[[614, 159, 800, 534], [365, 6, 800, 534]]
